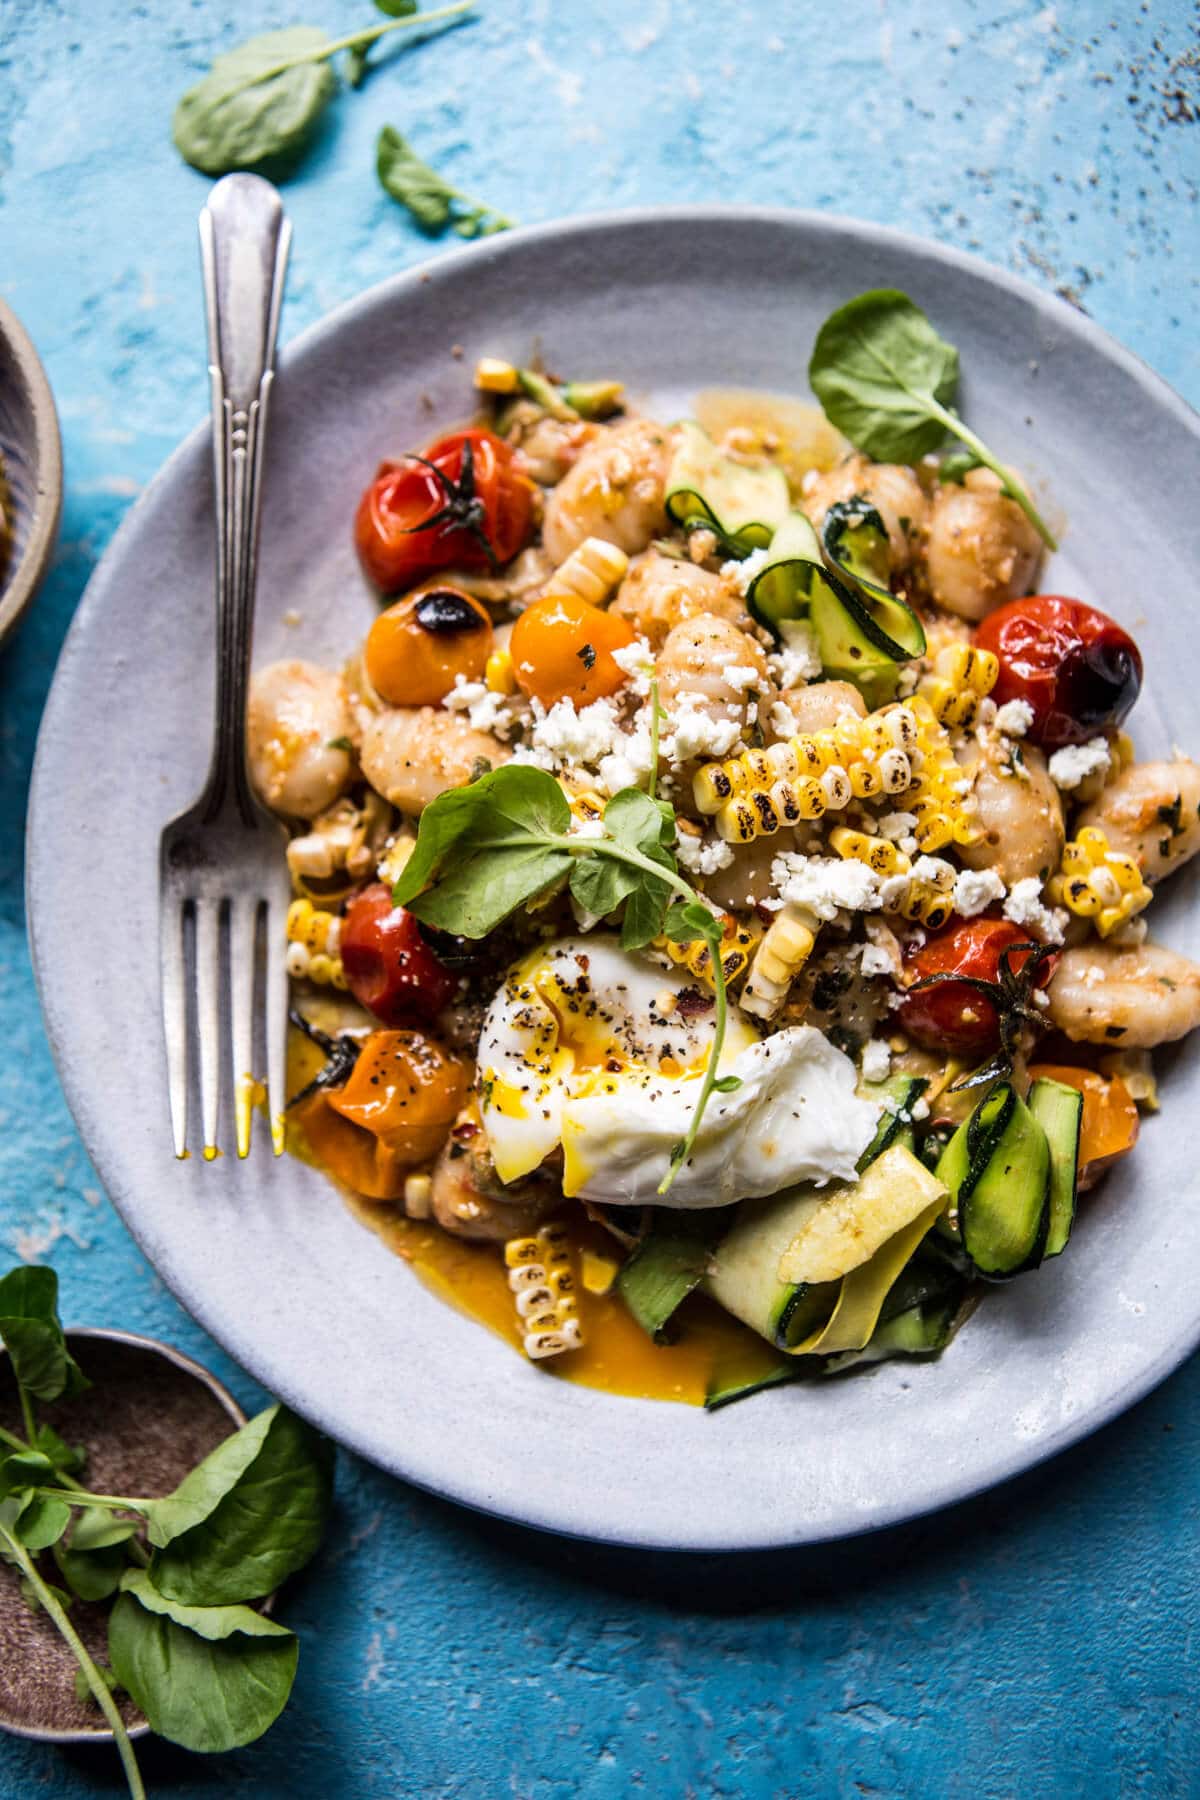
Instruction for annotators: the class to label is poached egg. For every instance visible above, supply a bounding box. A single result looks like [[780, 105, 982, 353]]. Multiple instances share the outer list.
[[477, 937, 880, 1209]]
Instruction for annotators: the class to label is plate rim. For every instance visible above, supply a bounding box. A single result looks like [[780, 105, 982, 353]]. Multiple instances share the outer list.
[[26, 203, 1200, 1551]]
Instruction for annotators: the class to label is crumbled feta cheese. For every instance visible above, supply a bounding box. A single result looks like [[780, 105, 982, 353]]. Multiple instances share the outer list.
[[530, 695, 623, 766], [769, 700, 800, 739], [771, 854, 881, 920], [910, 855, 956, 889], [860, 1038, 892, 1083], [878, 811, 918, 843], [975, 697, 998, 729], [911, 1096, 931, 1121], [860, 943, 895, 978], [675, 831, 736, 877], [570, 818, 607, 840], [665, 692, 743, 764], [1047, 737, 1112, 790], [1003, 877, 1066, 944], [724, 663, 763, 693], [443, 676, 518, 739], [953, 867, 1006, 918], [994, 698, 1035, 737], [611, 637, 654, 697], [767, 619, 823, 690], [719, 547, 770, 594], [878, 873, 914, 911]]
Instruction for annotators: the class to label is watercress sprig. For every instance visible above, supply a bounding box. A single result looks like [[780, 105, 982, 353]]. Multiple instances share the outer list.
[[377, 125, 513, 239], [173, 3, 475, 176], [808, 289, 1057, 549], [392, 764, 739, 1192], [0, 1265, 334, 1793]]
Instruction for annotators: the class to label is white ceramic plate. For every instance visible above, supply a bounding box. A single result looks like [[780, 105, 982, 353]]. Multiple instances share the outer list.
[[28, 209, 1200, 1550]]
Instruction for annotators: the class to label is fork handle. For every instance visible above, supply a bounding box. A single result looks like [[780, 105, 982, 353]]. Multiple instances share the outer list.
[[198, 174, 291, 821]]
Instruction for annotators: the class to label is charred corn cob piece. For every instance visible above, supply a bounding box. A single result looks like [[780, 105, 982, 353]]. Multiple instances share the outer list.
[[659, 914, 759, 988], [546, 537, 629, 607], [741, 905, 817, 1020], [1047, 826, 1151, 937], [285, 899, 347, 988], [505, 1222, 583, 1360], [696, 729, 913, 840], [918, 643, 1000, 731]]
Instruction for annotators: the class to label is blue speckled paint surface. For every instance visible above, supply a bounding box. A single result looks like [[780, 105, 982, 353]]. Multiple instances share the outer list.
[[2, 2, 1199, 1793]]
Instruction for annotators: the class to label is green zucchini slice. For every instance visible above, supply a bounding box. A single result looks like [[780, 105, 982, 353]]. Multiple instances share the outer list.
[[820, 500, 926, 661], [704, 1144, 945, 1354], [664, 421, 789, 554], [615, 1208, 731, 1342], [1028, 1076, 1083, 1259], [857, 1074, 929, 1170], [936, 1083, 1051, 1280]]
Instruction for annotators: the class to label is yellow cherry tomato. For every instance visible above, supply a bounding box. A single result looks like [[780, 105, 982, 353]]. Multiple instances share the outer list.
[[510, 592, 635, 706], [329, 1029, 469, 1167], [365, 584, 493, 707]]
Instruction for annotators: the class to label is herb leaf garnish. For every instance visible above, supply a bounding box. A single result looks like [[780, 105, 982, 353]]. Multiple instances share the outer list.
[[377, 125, 513, 238], [172, 6, 474, 177], [394, 765, 738, 1192], [809, 289, 1056, 548], [0, 1264, 334, 1790]]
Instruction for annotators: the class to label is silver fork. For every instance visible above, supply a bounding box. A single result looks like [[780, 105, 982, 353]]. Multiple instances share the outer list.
[[159, 174, 293, 1163]]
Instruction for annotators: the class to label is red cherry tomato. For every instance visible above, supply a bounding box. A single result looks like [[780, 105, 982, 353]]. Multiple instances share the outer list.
[[355, 428, 534, 593], [897, 918, 1057, 1058], [976, 595, 1142, 750], [340, 884, 456, 1026]]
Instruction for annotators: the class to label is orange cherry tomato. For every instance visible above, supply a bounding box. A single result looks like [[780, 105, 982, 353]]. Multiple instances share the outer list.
[[328, 1029, 469, 1168], [510, 592, 635, 706], [365, 584, 493, 707], [1027, 1062, 1139, 1181], [295, 1092, 411, 1200]]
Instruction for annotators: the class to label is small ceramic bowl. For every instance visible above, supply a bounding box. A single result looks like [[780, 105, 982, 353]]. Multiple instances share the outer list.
[[0, 295, 63, 649], [0, 1328, 246, 1744]]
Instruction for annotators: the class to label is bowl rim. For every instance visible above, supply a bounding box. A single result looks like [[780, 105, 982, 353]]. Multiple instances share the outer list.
[[0, 294, 64, 649], [24, 203, 1200, 1552], [0, 1326, 246, 1746]]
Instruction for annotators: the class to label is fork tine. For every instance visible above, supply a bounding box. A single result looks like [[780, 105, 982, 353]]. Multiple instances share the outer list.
[[161, 898, 190, 1159], [194, 897, 224, 1160], [230, 895, 259, 1159], [264, 895, 290, 1156]]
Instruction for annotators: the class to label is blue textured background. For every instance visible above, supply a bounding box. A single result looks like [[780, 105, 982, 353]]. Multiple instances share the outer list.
[[2, 2, 1199, 1794]]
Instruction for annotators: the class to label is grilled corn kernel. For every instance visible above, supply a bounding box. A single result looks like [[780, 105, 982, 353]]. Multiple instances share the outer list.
[[506, 1224, 584, 1360], [404, 1174, 432, 1219], [741, 906, 816, 1020], [829, 826, 912, 878], [377, 833, 416, 886], [285, 900, 346, 986], [474, 356, 521, 393], [547, 536, 630, 607], [1048, 827, 1151, 938], [485, 646, 517, 694], [660, 916, 757, 988], [820, 764, 853, 809]]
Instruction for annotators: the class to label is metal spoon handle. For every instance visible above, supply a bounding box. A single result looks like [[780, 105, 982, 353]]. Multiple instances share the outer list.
[[198, 173, 291, 820]]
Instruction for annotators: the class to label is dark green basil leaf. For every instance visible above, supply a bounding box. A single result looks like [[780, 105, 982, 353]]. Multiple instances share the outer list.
[[15, 1491, 71, 1552], [663, 900, 720, 946], [173, 27, 338, 176], [0, 1450, 56, 1495], [119, 1569, 294, 1642], [619, 873, 673, 951], [396, 766, 573, 937], [148, 1406, 333, 1605], [568, 855, 637, 920], [0, 1265, 87, 1401], [140, 1406, 278, 1548], [808, 289, 959, 465], [603, 788, 676, 854], [34, 1423, 85, 1477], [53, 1506, 138, 1602], [377, 124, 458, 231], [108, 1591, 298, 1753], [937, 448, 985, 484]]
